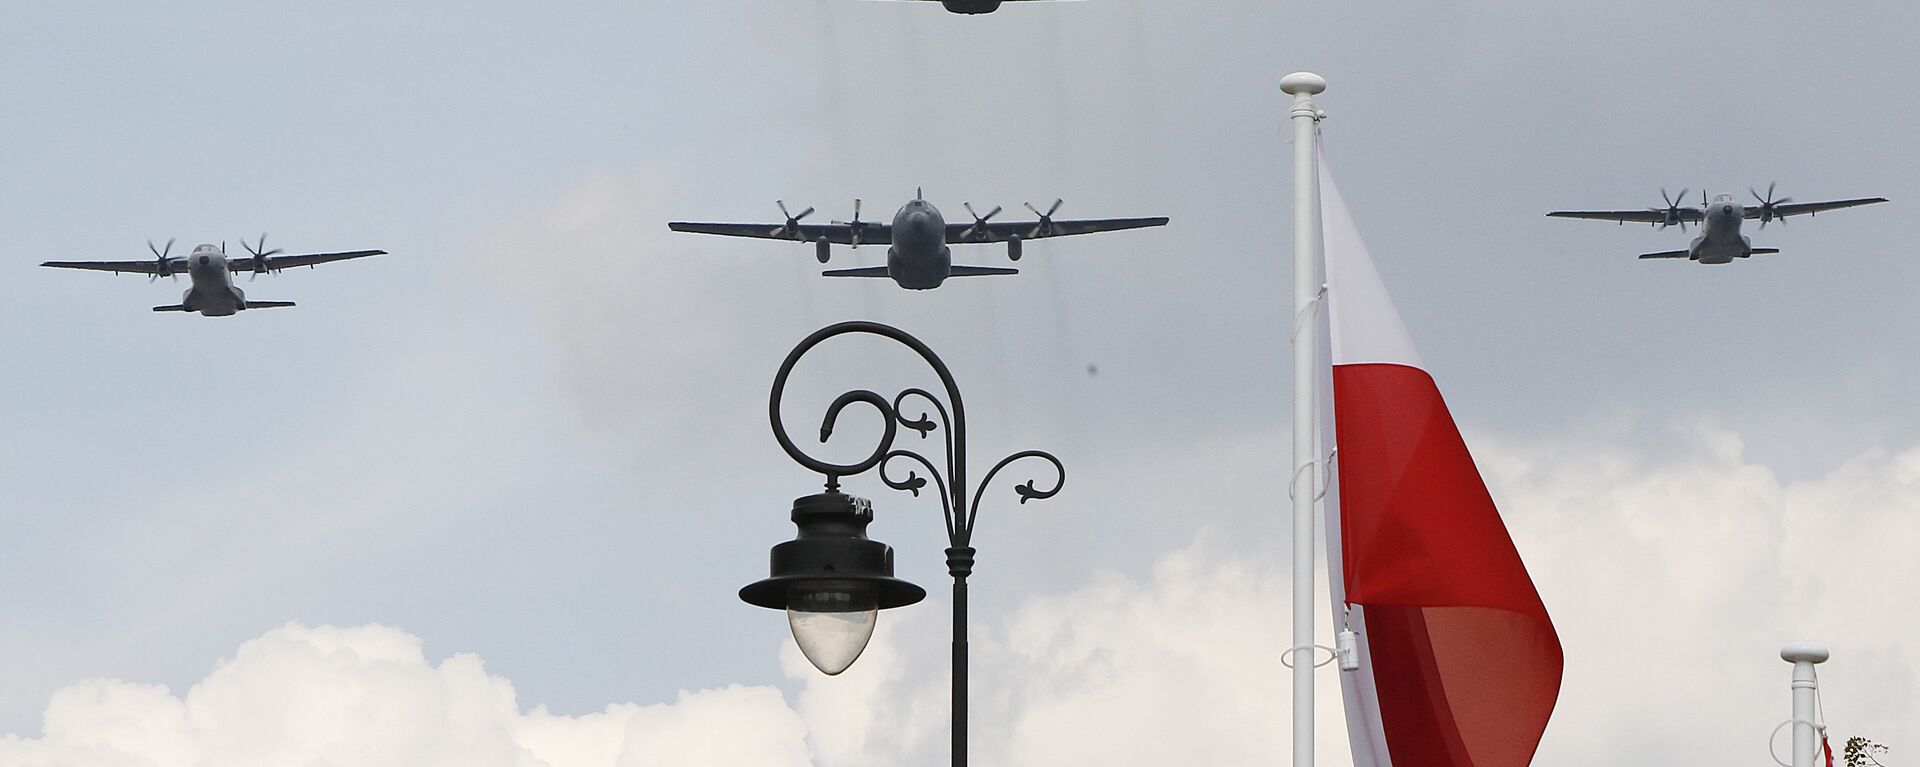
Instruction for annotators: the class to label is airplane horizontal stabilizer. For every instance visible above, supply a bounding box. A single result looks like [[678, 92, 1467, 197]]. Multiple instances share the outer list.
[[1750, 248, 1780, 255], [822, 266, 891, 278], [151, 304, 191, 312], [947, 265, 1020, 277], [244, 301, 297, 309], [1636, 250, 1691, 259]]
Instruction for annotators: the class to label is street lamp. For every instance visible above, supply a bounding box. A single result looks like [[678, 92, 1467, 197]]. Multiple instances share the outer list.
[[740, 320, 1064, 767]]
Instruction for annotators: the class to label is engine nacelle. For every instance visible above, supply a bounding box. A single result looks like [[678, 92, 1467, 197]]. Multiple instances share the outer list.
[[815, 237, 831, 264], [1007, 235, 1022, 261]]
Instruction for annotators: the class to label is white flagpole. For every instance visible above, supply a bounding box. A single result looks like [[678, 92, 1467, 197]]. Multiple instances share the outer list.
[[1781, 643, 1829, 767], [1282, 70, 1327, 767]]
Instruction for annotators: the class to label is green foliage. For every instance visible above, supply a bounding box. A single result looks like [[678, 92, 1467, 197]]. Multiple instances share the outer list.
[[1844, 736, 1889, 767]]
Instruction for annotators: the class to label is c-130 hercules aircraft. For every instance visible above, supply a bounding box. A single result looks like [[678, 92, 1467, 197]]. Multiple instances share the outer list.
[[670, 192, 1167, 290], [41, 236, 385, 316], [1548, 184, 1887, 263], [891, 0, 1057, 14]]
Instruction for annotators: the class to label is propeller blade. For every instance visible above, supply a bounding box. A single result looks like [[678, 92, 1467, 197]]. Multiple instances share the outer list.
[[1046, 198, 1063, 217]]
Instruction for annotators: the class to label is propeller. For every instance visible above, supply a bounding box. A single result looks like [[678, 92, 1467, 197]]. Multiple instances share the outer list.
[[769, 200, 814, 239], [830, 199, 868, 248], [957, 202, 1001, 241], [1650, 188, 1690, 231], [240, 233, 285, 280], [1750, 182, 1793, 228], [1024, 198, 1063, 238], [146, 237, 176, 282]]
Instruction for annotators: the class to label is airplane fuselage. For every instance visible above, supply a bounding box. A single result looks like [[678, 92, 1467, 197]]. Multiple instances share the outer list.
[[941, 0, 1004, 12], [177, 244, 250, 316], [886, 199, 953, 289], [1689, 196, 1756, 265]]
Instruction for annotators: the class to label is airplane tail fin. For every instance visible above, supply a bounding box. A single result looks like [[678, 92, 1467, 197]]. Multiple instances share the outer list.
[[244, 301, 296, 309], [151, 304, 191, 312], [947, 265, 1020, 277]]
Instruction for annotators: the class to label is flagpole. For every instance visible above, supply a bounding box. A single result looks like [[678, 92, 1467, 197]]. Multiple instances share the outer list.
[[1781, 643, 1828, 767], [1282, 70, 1327, 767]]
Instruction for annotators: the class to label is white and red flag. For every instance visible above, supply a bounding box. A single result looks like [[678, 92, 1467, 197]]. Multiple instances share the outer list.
[[1316, 147, 1563, 767]]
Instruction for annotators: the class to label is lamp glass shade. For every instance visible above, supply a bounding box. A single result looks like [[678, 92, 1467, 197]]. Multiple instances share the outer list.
[[786, 586, 878, 675]]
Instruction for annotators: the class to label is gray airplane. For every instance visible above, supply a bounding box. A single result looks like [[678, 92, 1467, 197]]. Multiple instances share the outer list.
[[669, 193, 1167, 290], [891, 0, 1053, 13], [1549, 185, 1887, 263], [42, 236, 385, 316]]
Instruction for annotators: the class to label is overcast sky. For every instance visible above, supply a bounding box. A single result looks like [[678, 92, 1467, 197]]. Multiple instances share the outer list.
[[2, 1, 1917, 765]]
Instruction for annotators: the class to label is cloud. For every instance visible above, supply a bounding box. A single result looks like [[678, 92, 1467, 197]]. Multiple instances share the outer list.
[[6, 422, 1914, 767], [0, 623, 809, 767], [1480, 421, 1920, 764]]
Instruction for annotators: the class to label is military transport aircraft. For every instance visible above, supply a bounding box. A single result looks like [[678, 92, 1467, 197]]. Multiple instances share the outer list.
[[885, 0, 1056, 14], [670, 193, 1167, 290], [41, 236, 385, 316], [1548, 185, 1887, 264]]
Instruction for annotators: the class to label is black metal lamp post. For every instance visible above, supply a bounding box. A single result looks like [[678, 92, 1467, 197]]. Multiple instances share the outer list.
[[740, 320, 1064, 767]]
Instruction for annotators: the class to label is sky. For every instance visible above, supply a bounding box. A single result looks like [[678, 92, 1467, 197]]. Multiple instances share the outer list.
[[1, 1, 1918, 765]]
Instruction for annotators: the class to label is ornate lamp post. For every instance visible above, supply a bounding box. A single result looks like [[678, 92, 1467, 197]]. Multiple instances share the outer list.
[[740, 320, 1064, 767]]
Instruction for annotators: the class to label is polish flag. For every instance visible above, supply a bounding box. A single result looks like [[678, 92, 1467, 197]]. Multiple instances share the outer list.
[[1316, 147, 1563, 767]]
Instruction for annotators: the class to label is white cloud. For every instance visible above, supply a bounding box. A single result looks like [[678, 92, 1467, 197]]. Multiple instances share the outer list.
[[0, 623, 809, 767], [1481, 421, 1919, 764], [6, 423, 1915, 767]]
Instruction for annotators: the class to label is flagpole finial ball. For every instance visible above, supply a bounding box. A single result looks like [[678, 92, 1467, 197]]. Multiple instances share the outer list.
[[1781, 643, 1830, 664], [1280, 72, 1326, 95]]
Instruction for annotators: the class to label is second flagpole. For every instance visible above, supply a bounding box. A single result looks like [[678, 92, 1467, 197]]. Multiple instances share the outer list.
[[1283, 70, 1327, 767]]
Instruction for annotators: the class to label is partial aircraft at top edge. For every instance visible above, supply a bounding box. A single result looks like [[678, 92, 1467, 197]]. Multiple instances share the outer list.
[[669, 193, 1167, 290], [880, 0, 1063, 14], [1549, 184, 1887, 264], [41, 235, 386, 316]]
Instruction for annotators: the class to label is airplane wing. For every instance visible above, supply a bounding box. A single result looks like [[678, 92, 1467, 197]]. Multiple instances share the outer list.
[[669, 222, 894, 246], [228, 249, 386, 273], [40, 259, 176, 274], [1744, 197, 1888, 220], [946, 216, 1168, 244], [1547, 209, 1699, 223]]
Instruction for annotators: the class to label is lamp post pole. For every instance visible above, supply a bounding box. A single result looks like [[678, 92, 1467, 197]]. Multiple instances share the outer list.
[[748, 320, 1065, 767]]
